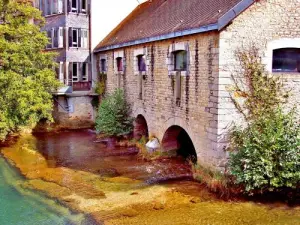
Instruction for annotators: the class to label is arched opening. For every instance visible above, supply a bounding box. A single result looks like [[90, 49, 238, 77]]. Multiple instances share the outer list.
[[133, 115, 149, 140], [162, 126, 197, 163]]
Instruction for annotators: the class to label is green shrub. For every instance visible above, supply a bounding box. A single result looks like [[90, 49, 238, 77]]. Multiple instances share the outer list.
[[228, 46, 300, 194], [95, 89, 133, 136], [229, 108, 300, 192]]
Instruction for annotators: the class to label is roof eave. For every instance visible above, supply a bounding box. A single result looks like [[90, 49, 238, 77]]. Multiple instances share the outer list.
[[94, 23, 218, 53], [218, 0, 254, 30]]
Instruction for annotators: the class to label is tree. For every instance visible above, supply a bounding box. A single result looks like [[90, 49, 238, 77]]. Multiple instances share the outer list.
[[96, 89, 133, 137], [0, 0, 60, 140]]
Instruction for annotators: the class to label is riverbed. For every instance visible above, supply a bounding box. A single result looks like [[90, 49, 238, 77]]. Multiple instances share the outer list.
[[1, 130, 299, 224]]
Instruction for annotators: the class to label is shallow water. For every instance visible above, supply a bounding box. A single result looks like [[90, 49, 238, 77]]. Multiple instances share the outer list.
[[1, 130, 299, 225], [0, 156, 92, 225]]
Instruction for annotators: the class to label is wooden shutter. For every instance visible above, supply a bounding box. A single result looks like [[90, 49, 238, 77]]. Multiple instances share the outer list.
[[175, 71, 181, 105]]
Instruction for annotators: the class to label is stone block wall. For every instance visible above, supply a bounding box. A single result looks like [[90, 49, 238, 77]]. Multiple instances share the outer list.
[[98, 31, 225, 169], [218, 0, 300, 152], [53, 95, 95, 129]]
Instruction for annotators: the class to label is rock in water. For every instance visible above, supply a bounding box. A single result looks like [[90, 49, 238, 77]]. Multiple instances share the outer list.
[[146, 138, 160, 153]]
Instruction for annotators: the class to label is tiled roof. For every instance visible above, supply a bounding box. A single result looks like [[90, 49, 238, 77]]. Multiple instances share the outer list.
[[95, 0, 250, 51]]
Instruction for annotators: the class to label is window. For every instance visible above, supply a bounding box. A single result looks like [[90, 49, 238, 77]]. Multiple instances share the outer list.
[[72, 0, 77, 12], [272, 48, 300, 73], [46, 0, 51, 15], [72, 63, 78, 82], [81, 0, 87, 12], [174, 50, 187, 71], [82, 63, 88, 81], [72, 28, 79, 47], [116, 57, 123, 72], [137, 55, 146, 72], [53, 29, 58, 48], [100, 59, 106, 72]]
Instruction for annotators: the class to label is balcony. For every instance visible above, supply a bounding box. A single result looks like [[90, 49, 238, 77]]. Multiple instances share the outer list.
[[55, 79, 92, 95]]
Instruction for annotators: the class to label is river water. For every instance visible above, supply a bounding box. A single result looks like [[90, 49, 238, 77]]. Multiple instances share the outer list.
[[0, 130, 299, 225]]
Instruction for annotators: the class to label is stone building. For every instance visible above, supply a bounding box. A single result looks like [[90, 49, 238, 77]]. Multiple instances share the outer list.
[[33, 0, 96, 128], [94, 0, 300, 170]]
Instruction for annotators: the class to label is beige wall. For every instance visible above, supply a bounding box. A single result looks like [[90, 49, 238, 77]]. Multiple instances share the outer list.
[[218, 0, 300, 151], [97, 32, 225, 169]]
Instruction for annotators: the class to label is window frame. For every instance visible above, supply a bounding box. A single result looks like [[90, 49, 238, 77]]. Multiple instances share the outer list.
[[81, 0, 87, 13], [137, 55, 146, 72], [100, 58, 107, 73], [174, 50, 187, 72], [82, 62, 88, 81], [72, 28, 79, 47], [71, 0, 78, 12], [72, 63, 79, 82], [116, 57, 123, 72], [272, 48, 300, 73]]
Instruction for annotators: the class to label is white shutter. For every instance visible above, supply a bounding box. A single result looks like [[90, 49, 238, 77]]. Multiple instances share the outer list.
[[59, 62, 64, 83], [58, 0, 63, 13], [58, 27, 64, 48], [81, 29, 84, 48]]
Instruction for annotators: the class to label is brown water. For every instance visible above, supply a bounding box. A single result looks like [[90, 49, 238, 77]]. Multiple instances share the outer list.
[[1, 130, 299, 225], [33, 129, 193, 183]]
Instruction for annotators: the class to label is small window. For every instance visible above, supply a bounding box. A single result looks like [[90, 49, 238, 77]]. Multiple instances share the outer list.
[[273, 48, 300, 73], [72, 0, 77, 12], [82, 63, 88, 81], [82, 0, 87, 12], [116, 57, 123, 72], [72, 63, 78, 82], [137, 55, 146, 72], [174, 50, 187, 71], [100, 59, 106, 72], [72, 28, 79, 47]]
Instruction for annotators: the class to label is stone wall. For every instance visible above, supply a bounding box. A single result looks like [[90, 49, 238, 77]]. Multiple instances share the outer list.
[[53, 95, 96, 129], [97, 31, 224, 169], [218, 0, 300, 152]]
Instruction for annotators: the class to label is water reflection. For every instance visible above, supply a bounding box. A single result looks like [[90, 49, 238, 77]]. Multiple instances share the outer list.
[[33, 130, 193, 183]]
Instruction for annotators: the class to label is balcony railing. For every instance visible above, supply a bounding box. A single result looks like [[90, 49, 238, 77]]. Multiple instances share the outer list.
[[59, 79, 92, 92]]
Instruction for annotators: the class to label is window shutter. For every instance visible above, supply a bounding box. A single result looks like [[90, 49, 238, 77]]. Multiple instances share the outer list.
[[67, 0, 71, 12], [68, 27, 72, 47], [78, 29, 82, 48], [44, 0, 48, 15], [175, 71, 181, 105], [81, 29, 84, 48], [78, 0, 82, 13], [78, 63, 82, 81], [68, 62, 72, 85], [59, 62, 64, 83], [58, 27, 63, 48], [58, 0, 63, 13]]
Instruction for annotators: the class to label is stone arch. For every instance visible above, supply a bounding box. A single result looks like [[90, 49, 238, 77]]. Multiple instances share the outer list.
[[161, 117, 197, 163], [133, 114, 149, 140]]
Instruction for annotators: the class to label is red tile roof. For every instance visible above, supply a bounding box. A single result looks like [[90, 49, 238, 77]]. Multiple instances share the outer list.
[[95, 0, 248, 51]]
